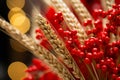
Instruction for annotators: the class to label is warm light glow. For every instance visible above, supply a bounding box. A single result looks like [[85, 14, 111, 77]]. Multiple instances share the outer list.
[[6, 0, 25, 9], [8, 7, 25, 20], [8, 61, 28, 80], [10, 13, 30, 34]]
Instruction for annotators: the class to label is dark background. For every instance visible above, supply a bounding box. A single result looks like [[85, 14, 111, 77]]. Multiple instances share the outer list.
[[0, 0, 32, 80]]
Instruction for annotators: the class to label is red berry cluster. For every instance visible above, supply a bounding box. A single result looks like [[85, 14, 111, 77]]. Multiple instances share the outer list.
[[83, 4, 120, 79], [45, 7, 81, 54], [23, 59, 61, 80], [94, 4, 120, 34], [45, 7, 91, 79], [35, 28, 52, 50], [81, 0, 102, 19], [34, 5, 120, 80]]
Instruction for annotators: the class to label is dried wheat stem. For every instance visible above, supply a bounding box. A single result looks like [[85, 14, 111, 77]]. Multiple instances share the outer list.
[[0, 18, 75, 80], [69, 0, 94, 31], [36, 14, 85, 79], [51, 0, 87, 44]]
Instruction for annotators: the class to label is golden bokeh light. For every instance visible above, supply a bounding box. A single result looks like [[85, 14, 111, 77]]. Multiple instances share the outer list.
[[8, 61, 28, 80], [8, 7, 25, 20], [10, 13, 30, 34], [6, 0, 25, 9]]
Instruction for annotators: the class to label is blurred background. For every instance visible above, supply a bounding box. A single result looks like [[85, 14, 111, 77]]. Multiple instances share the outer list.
[[0, 1, 33, 80], [0, 0, 119, 80]]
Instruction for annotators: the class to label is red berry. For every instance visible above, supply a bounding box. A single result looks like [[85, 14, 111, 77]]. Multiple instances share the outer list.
[[113, 47, 119, 53], [63, 30, 71, 37], [32, 59, 49, 71], [101, 65, 107, 72], [84, 57, 91, 64], [100, 59, 105, 65], [78, 51, 85, 58], [71, 30, 77, 36], [112, 74, 117, 79], [110, 62, 116, 68], [26, 65, 38, 72], [71, 48, 77, 55], [86, 52, 93, 59], [92, 48, 98, 53], [96, 64, 100, 69], [93, 52, 99, 59], [58, 28, 64, 36], [35, 28, 41, 33], [36, 34, 43, 40], [116, 76, 120, 80], [101, 11, 107, 18], [23, 74, 34, 80], [87, 19, 92, 24], [113, 67, 118, 74]]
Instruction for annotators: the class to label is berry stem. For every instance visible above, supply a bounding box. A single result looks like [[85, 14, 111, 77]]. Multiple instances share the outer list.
[[91, 62, 100, 80], [85, 63, 96, 80]]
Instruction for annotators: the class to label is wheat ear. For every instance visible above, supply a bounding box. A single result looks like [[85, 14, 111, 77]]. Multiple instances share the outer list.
[[50, 0, 87, 44], [0, 18, 75, 80], [106, 0, 115, 10], [69, 0, 94, 31], [36, 14, 85, 80]]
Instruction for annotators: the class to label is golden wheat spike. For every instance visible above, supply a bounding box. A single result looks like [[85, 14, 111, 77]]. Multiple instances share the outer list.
[[36, 14, 85, 80], [69, 0, 92, 22], [69, 0, 94, 30], [0, 18, 75, 80], [68, 0, 95, 38], [50, 0, 87, 44]]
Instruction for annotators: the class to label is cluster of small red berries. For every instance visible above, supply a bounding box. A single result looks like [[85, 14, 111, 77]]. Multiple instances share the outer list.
[[81, 0, 102, 19], [94, 4, 120, 34], [35, 28, 52, 50], [83, 4, 120, 79], [34, 4, 120, 80], [23, 59, 61, 80], [45, 7, 91, 78], [45, 7, 82, 55]]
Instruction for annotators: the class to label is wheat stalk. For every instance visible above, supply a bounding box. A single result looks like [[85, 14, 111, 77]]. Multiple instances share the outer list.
[[36, 14, 85, 79], [0, 18, 75, 80], [50, 0, 87, 44]]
